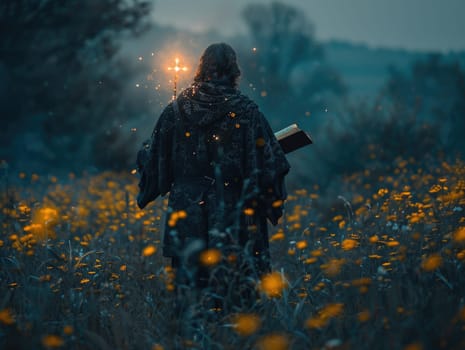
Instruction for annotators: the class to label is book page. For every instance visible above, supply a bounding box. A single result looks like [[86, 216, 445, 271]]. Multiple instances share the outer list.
[[274, 123, 299, 141]]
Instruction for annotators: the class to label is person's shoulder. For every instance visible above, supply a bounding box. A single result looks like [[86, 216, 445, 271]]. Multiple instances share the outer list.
[[156, 101, 177, 128], [231, 90, 257, 108], [230, 91, 261, 119], [178, 85, 196, 101], [160, 103, 174, 117]]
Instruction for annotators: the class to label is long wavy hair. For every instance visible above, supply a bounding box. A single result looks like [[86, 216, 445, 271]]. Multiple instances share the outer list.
[[194, 43, 241, 87]]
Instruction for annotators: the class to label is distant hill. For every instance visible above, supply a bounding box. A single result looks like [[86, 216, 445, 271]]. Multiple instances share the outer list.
[[324, 40, 465, 99]]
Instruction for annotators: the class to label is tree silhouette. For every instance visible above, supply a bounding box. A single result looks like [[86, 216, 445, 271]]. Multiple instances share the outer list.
[[0, 0, 151, 170], [385, 54, 465, 155], [239, 2, 345, 126]]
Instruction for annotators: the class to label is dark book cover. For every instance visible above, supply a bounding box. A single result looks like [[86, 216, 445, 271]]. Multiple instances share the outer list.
[[275, 124, 313, 154]]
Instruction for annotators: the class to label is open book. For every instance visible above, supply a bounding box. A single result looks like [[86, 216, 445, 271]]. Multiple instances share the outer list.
[[274, 124, 313, 154]]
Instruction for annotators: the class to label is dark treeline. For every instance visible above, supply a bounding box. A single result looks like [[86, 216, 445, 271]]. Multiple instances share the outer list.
[[1, 1, 464, 190], [0, 0, 152, 171]]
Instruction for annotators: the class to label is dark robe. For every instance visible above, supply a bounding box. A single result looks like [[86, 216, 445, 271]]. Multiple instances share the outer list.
[[137, 81, 290, 277]]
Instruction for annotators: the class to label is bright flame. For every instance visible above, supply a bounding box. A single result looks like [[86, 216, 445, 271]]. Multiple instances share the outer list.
[[168, 57, 188, 73], [167, 56, 188, 99]]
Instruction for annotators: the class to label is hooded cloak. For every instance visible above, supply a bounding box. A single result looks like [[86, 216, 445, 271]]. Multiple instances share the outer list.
[[137, 81, 290, 274]]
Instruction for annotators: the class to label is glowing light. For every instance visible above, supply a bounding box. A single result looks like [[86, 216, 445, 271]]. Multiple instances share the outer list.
[[243, 208, 255, 216], [296, 240, 307, 249], [256, 138, 265, 147], [42, 335, 64, 348], [142, 245, 157, 257], [0, 309, 15, 325], [454, 227, 465, 242], [168, 57, 188, 73], [358, 310, 371, 323], [270, 232, 285, 241], [256, 333, 289, 350], [168, 210, 188, 227], [63, 325, 74, 335], [233, 313, 261, 336], [321, 258, 345, 277], [167, 57, 188, 99], [341, 239, 358, 250], [421, 254, 442, 271], [260, 271, 287, 298], [200, 249, 222, 266], [305, 303, 344, 329]]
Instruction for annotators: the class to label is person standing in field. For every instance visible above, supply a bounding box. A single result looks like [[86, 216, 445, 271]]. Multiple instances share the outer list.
[[137, 43, 290, 303]]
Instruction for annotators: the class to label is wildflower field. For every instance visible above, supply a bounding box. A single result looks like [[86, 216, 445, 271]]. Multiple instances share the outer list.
[[1, 156, 465, 350]]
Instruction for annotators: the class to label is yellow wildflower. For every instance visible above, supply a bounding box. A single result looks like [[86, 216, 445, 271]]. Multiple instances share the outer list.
[[421, 254, 442, 271], [243, 208, 255, 216], [232, 313, 261, 336], [320, 259, 345, 277], [42, 335, 64, 348], [341, 239, 357, 250], [256, 333, 289, 350], [142, 245, 157, 257], [63, 325, 74, 335], [453, 227, 465, 242], [0, 309, 15, 325], [358, 310, 371, 322], [199, 249, 222, 266], [260, 272, 287, 298]]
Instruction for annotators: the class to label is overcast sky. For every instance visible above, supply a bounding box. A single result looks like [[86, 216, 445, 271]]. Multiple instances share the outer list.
[[152, 0, 465, 52]]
